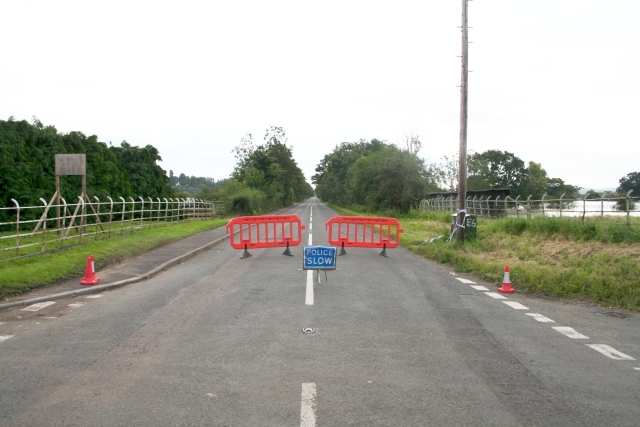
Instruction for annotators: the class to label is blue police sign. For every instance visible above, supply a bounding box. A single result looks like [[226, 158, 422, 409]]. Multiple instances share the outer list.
[[303, 246, 337, 270]]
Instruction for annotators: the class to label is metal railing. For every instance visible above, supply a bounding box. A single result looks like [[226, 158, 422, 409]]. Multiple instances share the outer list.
[[419, 191, 639, 225], [0, 195, 224, 261]]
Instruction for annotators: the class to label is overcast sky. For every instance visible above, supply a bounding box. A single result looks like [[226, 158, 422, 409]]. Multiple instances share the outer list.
[[2, 0, 638, 191]]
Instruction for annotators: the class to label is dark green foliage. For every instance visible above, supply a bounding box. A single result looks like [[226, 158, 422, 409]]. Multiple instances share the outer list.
[[313, 139, 437, 213], [0, 117, 172, 224], [217, 127, 313, 215], [617, 172, 640, 195], [468, 150, 527, 194]]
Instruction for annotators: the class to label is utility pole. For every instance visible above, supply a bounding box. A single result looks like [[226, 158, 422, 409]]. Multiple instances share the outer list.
[[456, 0, 469, 241]]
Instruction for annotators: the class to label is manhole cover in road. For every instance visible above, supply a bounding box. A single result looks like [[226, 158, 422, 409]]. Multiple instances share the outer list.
[[302, 328, 316, 334], [601, 311, 632, 319]]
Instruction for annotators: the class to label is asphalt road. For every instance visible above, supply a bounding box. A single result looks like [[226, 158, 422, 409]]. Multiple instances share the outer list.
[[0, 198, 638, 426]]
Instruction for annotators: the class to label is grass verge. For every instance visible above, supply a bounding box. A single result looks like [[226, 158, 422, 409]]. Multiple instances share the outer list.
[[328, 204, 640, 310], [0, 219, 227, 300]]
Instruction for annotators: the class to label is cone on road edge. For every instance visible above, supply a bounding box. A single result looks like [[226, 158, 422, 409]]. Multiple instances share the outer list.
[[497, 265, 515, 294], [80, 255, 100, 286]]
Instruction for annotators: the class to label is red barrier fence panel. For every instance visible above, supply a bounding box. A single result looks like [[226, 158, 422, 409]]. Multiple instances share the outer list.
[[226, 215, 305, 258], [325, 216, 404, 256]]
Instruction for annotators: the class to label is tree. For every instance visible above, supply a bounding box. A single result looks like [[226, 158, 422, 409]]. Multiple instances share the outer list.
[[467, 150, 527, 195], [547, 178, 581, 199], [428, 154, 459, 191], [616, 172, 640, 196], [230, 126, 313, 210], [400, 129, 422, 155], [524, 161, 548, 199]]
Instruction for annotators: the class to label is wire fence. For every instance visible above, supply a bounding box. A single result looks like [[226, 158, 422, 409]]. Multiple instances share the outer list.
[[0, 195, 224, 262], [419, 191, 639, 225]]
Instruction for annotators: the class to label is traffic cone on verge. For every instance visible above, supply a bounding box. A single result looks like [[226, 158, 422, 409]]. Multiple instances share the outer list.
[[497, 265, 515, 294], [80, 255, 100, 286]]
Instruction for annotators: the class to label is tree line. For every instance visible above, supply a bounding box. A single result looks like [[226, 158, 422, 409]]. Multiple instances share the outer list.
[[0, 117, 172, 220], [312, 138, 640, 214], [202, 126, 313, 214]]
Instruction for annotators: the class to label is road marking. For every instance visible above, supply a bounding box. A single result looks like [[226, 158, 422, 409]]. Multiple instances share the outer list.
[[587, 344, 635, 360], [485, 292, 507, 300], [21, 301, 56, 312], [308, 234, 313, 245], [503, 301, 529, 310], [525, 313, 555, 323], [0, 335, 13, 343], [634, 367, 640, 371], [553, 327, 589, 339], [300, 382, 317, 427], [456, 278, 475, 284], [85, 294, 103, 299], [305, 271, 314, 305], [68, 302, 86, 309], [309, 223, 312, 230], [470, 285, 489, 291]]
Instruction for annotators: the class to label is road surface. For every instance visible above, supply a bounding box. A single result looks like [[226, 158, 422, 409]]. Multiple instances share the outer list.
[[1, 198, 638, 426]]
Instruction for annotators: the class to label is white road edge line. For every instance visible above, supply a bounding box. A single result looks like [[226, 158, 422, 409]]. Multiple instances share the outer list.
[[305, 270, 314, 306], [21, 301, 56, 312], [553, 327, 589, 339], [485, 292, 507, 300], [456, 278, 475, 284], [503, 301, 529, 310], [470, 285, 488, 291], [300, 382, 317, 427], [587, 344, 635, 360], [525, 313, 555, 323]]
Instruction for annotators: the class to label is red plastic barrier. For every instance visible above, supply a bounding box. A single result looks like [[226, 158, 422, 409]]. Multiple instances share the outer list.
[[325, 216, 404, 256], [226, 215, 305, 257]]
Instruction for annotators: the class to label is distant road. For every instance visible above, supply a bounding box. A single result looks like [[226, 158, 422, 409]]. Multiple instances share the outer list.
[[1, 198, 638, 426]]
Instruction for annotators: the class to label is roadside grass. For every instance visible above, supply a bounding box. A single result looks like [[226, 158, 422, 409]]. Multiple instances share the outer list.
[[0, 219, 227, 300], [327, 203, 640, 310]]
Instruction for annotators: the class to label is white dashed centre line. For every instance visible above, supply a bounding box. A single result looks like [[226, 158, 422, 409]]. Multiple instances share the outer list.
[[587, 344, 635, 360], [308, 233, 312, 245], [526, 313, 555, 323], [300, 382, 317, 427], [470, 285, 489, 291], [309, 223, 312, 230], [485, 292, 507, 300], [456, 278, 475, 284], [0, 335, 13, 343], [503, 301, 529, 310], [553, 327, 589, 339], [305, 270, 314, 306], [85, 294, 103, 299], [21, 301, 56, 312]]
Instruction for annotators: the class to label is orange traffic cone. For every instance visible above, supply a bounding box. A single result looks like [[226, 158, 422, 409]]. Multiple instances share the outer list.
[[497, 265, 515, 293], [80, 255, 100, 286]]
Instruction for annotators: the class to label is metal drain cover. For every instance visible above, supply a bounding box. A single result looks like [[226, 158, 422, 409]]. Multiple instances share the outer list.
[[601, 311, 632, 319], [302, 328, 316, 334]]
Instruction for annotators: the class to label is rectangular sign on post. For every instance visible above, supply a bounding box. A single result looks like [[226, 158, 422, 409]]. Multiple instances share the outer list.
[[303, 246, 337, 270]]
